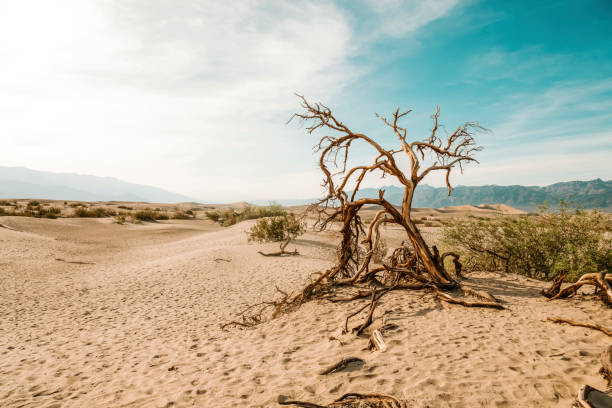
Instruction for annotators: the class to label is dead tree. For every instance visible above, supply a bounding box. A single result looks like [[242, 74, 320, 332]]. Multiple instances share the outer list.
[[223, 96, 502, 330], [289, 96, 500, 299]]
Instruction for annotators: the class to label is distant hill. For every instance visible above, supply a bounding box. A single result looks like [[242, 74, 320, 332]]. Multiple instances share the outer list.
[[0, 166, 199, 203], [252, 179, 612, 211]]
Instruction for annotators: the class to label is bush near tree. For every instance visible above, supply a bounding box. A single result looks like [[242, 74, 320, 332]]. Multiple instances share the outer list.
[[442, 200, 611, 282]]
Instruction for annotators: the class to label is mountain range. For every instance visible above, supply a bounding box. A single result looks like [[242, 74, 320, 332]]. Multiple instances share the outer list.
[[254, 179, 612, 211], [0, 166, 198, 203], [1, 166, 610, 210]]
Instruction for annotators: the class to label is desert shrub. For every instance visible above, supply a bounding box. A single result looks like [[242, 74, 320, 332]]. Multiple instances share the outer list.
[[114, 214, 127, 224], [0, 200, 14, 206], [131, 209, 168, 221], [26, 200, 41, 209], [442, 200, 611, 281], [7, 204, 61, 218], [73, 207, 116, 218], [40, 207, 61, 218], [247, 213, 305, 244], [372, 238, 388, 264], [424, 221, 435, 227], [0, 207, 5, 215], [220, 209, 238, 226], [207, 203, 286, 227], [171, 211, 193, 220], [185, 209, 194, 215], [118, 205, 133, 210], [205, 210, 221, 222]]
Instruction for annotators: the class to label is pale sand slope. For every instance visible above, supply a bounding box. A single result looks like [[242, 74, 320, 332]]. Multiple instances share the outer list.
[[0, 216, 610, 408]]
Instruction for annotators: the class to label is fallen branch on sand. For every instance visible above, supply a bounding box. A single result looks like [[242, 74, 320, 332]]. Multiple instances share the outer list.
[[278, 393, 407, 407], [257, 249, 299, 257], [547, 317, 612, 337], [543, 272, 612, 306], [318, 357, 365, 375], [368, 329, 387, 352]]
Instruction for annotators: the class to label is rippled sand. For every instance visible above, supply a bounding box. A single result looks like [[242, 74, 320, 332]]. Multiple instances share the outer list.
[[1, 214, 610, 407]]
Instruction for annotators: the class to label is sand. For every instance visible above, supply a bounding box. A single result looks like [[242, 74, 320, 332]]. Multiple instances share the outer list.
[[1, 211, 611, 407]]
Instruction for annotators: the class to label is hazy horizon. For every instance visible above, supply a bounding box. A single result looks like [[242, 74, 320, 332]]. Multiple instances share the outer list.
[[1, 165, 609, 205], [1, 1, 611, 202]]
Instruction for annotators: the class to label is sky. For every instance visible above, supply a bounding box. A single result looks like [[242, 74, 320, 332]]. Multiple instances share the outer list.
[[1, 0, 611, 202]]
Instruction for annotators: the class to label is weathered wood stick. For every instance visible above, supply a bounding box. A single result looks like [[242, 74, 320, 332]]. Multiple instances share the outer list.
[[318, 357, 365, 375], [368, 329, 387, 352], [547, 317, 612, 336]]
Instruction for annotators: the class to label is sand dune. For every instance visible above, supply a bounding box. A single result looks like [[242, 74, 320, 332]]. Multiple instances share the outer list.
[[1, 215, 610, 407]]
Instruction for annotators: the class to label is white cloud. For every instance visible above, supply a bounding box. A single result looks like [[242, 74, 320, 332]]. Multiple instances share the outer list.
[[0, 0, 460, 202], [363, 0, 459, 37]]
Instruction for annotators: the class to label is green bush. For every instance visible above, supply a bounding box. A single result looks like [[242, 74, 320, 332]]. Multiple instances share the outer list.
[[74, 207, 116, 218], [247, 213, 305, 244], [171, 211, 193, 219], [205, 210, 221, 222], [6, 204, 61, 219], [131, 209, 168, 221], [206, 203, 286, 227], [442, 200, 611, 282]]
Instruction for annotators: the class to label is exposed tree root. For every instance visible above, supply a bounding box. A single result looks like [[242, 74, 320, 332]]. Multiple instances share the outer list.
[[547, 317, 612, 337], [258, 238, 300, 257], [431, 285, 505, 309], [541, 273, 566, 298], [279, 393, 407, 407], [460, 285, 500, 303], [545, 272, 612, 306], [318, 357, 365, 375]]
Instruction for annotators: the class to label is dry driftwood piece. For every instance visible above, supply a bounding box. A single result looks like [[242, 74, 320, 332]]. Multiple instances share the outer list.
[[576, 384, 612, 408], [257, 249, 299, 257], [319, 357, 365, 375], [368, 329, 387, 352], [600, 345, 612, 384], [279, 393, 408, 407], [431, 285, 505, 309], [547, 317, 612, 337], [547, 272, 612, 306], [541, 273, 566, 298], [460, 285, 499, 303]]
